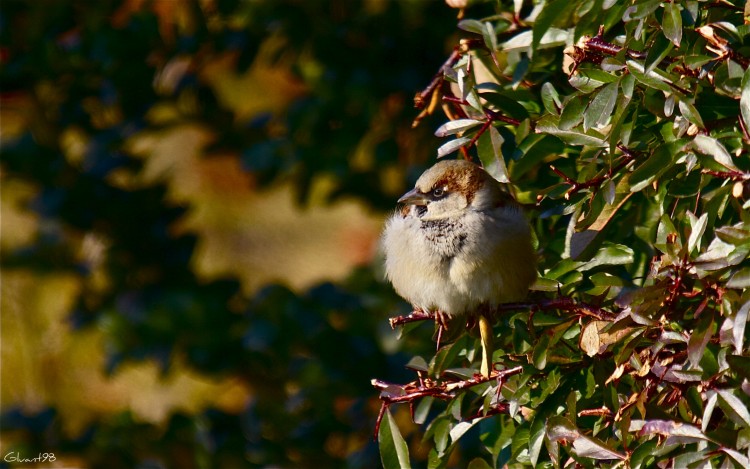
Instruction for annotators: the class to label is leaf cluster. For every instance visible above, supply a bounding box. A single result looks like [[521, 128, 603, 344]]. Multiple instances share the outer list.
[[378, 1, 750, 468]]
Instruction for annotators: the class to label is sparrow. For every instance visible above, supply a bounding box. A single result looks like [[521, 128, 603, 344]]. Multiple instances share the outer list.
[[382, 159, 537, 377]]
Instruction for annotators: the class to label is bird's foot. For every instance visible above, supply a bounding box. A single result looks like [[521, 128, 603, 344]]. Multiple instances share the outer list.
[[434, 310, 451, 331], [433, 310, 452, 351]]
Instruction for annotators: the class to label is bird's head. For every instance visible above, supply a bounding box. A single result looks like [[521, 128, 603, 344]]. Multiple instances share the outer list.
[[398, 159, 511, 221]]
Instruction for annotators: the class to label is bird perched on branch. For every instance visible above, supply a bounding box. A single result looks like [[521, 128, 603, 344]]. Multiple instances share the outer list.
[[382, 159, 537, 377]]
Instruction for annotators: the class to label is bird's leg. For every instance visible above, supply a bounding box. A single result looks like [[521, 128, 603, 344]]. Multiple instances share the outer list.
[[478, 314, 494, 378], [435, 310, 451, 331], [436, 322, 444, 351]]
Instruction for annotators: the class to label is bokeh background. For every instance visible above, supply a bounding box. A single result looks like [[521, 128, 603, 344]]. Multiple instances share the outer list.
[[0, 0, 466, 467]]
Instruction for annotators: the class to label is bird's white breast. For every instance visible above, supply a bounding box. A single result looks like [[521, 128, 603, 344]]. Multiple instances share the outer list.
[[382, 206, 535, 317]]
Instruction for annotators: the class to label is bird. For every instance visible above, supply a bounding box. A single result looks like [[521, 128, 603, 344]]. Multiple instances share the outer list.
[[381, 159, 537, 377]]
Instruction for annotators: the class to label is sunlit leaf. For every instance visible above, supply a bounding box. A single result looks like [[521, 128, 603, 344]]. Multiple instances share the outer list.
[[626, 59, 674, 93], [728, 267, 750, 289], [573, 435, 626, 460], [741, 66, 750, 133], [532, 0, 568, 56], [434, 119, 483, 137], [541, 82, 561, 115], [687, 211, 708, 254], [477, 126, 510, 183], [717, 389, 750, 427], [732, 301, 750, 353], [678, 99, 704, 129], [692, 134, 738, 170], [379, 408, 411, 469], [584, 80, 619, 130], [536, 115, 607, 147], [559, 95, 586, 130], [663, 1, 682, 46], [437, 137, 471, 158], [502, 28, 569, 51]]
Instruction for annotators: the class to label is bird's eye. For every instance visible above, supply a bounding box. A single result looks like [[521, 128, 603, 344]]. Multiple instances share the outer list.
[[432, 186, 447, 198]]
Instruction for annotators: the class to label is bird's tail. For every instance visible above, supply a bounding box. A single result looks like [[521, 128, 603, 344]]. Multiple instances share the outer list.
[[478, 314, 494, 377]]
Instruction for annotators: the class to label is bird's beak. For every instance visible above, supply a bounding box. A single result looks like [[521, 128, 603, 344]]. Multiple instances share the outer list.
[[398, 188, 429, 205]]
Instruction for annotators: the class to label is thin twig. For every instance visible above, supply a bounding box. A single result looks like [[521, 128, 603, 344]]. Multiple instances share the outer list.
[[551, 145, 641, 199], [389, 296, 616, 329], [372, 366, 524, 439], [702, 168, 750, 181]]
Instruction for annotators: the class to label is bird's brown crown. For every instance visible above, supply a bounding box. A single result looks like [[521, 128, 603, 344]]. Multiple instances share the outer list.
[[415, 159, 499, 206]]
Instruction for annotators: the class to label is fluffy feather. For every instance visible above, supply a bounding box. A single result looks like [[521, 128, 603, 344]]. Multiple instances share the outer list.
[[381, 159, 537, 376], [382, 160, 536, 316]]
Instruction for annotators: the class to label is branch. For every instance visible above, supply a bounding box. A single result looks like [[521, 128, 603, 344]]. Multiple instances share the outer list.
[[697, 25, 750, 68], [566, 25, 749, 82], [372, 365, 524, 439], [389, 295, 616, 329], [701, 168, 750, 182], [412, 38, 484, 128], [551, 144, 641, 199]]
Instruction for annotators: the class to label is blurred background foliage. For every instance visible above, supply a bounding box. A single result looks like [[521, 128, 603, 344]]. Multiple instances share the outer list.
[[0, 0, 462, 467]]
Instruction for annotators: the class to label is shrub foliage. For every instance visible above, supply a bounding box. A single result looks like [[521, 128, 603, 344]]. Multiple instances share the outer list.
[[376, 1, 750, 468]]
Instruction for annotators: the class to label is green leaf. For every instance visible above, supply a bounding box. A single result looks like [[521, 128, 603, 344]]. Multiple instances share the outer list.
[[502, 28, 569, 52], [559, 95, 586, 130], [477, 126, 510, 183], [573, 435, 626, 460], [511, 133, 565, 179], [727, 267, 750, 289], [727, 355, 750, 381], [687, 211, 708, 254], [547, 416, 579, 442], [532, 331, 550, 369], [678, 99, 704, 129], [379, 408, 412, 469], [536, 115, 607, 147], [629, 143, 679, 192], [741, 66, 750, 134], [434, 119, 483, 137], [405, 356, 429, 372], [722, 448, 750, 468], [630, 439, 658, 469], [626, 59, 674, 93], [584, 80, 619, 130], [581, 243, 634, 270], [425, 416, 451, 454], [466, 458, 492, 469], [478, 92, 530, 120], [645, 32, 674, 73], [717, 389, 750, 427], [570, 175, 634, 260], [732, 301, 750, 353], [702, 391, 718, 432], [692, 134, 738, 170], [532, 0, 568, 57], [450, 418, 482, 445], [541, 82, 561, 115], [621, 73, 636, 100], [482, 21, 499, 55], [529, 415, 547, 467], [687, 311, 713, 368], [437, 137, 471, 158], [663, 1, 682, 46], [623, 0, 661, 21], [457, 19, 488, 35], [413, 396, 434, 425]]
